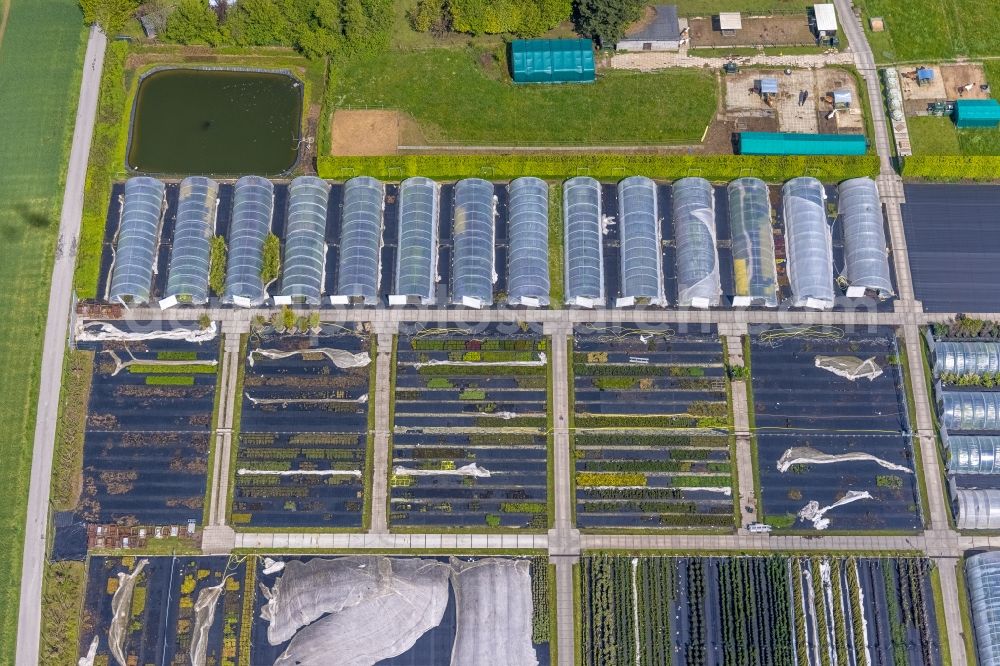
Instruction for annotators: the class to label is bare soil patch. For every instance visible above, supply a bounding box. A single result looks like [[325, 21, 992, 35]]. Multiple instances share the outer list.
[[689, 15, 814, 48], [331, 109, 418, 156]]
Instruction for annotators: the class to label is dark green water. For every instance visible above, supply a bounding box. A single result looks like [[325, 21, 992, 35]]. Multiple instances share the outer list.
[[127, 68, 303, 175]]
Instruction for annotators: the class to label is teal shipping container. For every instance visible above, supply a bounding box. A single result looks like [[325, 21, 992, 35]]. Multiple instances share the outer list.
[[509, 39, 596, 84], [953, 99, 1000, 128], [737, 132, 867, 155]]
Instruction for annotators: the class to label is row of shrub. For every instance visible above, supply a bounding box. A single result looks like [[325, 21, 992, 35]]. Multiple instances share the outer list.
[[901, 156, 1000, 182], [317, 154, 881, 183]]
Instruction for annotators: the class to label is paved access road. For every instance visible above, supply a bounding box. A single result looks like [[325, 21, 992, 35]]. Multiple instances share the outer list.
[[15, 25, 106, 666]]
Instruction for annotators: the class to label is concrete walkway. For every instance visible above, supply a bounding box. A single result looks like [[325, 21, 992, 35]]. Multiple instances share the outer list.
[[15, 25, 106, 666], [610, 49, 855, 71], [368, 326, 396, 534]]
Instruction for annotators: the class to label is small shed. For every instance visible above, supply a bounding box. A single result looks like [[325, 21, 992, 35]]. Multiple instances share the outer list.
[[953, 99, 1000, 128], [869, 16, 884, 32], [916, 67, 934, 85], [758, 78, 779, 97], [509, 39, 596, 84], [617, 5, 682, 51], [738, 132, 867, 155], [832, 88, 852, 108], [813, 3, 838, 35], [719, 12, 742, 35]]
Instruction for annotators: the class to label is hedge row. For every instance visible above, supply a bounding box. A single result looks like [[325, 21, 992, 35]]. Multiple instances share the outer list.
[[901, 156, 1000, 182], [317, 154, 881, 183]]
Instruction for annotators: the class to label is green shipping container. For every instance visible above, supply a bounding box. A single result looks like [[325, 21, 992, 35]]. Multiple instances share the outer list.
[[953, 99, 1000, 128], [738, 132, 867, 155], [510, 39, 596, 84]]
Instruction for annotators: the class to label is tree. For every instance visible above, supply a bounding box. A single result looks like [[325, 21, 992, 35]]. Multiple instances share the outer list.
[[226, 0, 294, 46], [409, 0, 443, 32], [164, 0, 222, 45], [573, 0, 642, 47], [79, 0, 141, 34]]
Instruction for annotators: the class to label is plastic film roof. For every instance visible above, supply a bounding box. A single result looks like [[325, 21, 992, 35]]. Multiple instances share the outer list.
[[944, 433, 1000, 474], [782, 177, 834, 308], [337, 176, 384, 304], [940, 390, 1000, 431], [109, 177, 165, 305], [563, 177, 604, 305], [728, 178, 778, 307], [956, 488, 1000, 530], [395, 177, 439, 304], [507, 177, 550, 306], [672, 177, 720, 307], [451, 178, 496, 307], [166, 177, 217, 305], [223, 176, 273, 306], [617, 176, 665, 305], [933, 341, 1000, 375], [966, 551, 1000, 665], [281, 176, 329, 305], [838, 178, 893, 297]]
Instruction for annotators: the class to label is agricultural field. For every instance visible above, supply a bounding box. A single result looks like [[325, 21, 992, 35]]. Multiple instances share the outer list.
[[579, 554, 944, 666], [78, 555, 250, 665], [749, 326, 921, 531], [390, 324, 549, 529], [233, 327, 373, 529], [250, 555, 552, 665], [0, 0, 86, 655], [857, 0, 1000, 62], [75, 335, 219, 528], [571, 324, 735, 530], [329, 49, 717, 148]]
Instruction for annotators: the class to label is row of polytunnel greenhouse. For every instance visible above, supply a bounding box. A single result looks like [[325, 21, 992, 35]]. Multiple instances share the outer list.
[[105, 174, 893, 309], [930, 337, 1000, 529]]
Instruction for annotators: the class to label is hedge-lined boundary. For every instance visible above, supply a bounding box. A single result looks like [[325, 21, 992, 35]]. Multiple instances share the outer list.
[[317, 154, 881, 183], [901, 156, 1000, 182]]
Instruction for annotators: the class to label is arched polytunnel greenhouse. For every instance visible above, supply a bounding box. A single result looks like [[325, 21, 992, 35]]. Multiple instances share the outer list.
[[280, 176, 329, 305], [506, 177, 550, 307], [728, 177, 778, 307], [223, 175, 273, 307], [563, 177, 604, 307], [165, 176, 217, 305], [451, 178, 496, 308], [108, 176, 166, 306], [393, 177, 439, 305], [672, 177, 720, 308], [838, 177, 893, 298], [336, 176, 384, 305], [616, 176, 665, 306], [782, 177, 833, 309]]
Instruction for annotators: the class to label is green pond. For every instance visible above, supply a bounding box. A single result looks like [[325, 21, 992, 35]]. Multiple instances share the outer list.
[[127, 68, 303, 175]]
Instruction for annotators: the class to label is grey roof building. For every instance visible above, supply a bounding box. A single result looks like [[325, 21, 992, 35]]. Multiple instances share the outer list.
[[617, 5, 683, 51]]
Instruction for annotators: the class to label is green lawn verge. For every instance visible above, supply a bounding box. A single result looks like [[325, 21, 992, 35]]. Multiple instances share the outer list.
[[855, 0, 1000, 61], [894, 335, 931, 524], [955, 558, 977, 663], [51, 351, 95, 513], [201, 335, 226, 526], [38, 561, 85, 666], [226, 334, 248, 526], [319, 154, 880, 182], [929, 565, 952, 666], [329, 47, 717, 145], [0, 0, 86, 659], [548, 183, 564, 307]]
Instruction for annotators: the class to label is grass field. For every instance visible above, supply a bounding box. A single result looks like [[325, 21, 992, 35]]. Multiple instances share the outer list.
[[672, 0, 809, 15], [857, 0, 1000, 62], [907, 62, 1000, 156], [330, 48, 717, 146], [0, 0, 85, 661]]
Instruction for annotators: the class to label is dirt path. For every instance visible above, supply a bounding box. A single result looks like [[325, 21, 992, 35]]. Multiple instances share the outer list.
[[329, 109, 402, 156]]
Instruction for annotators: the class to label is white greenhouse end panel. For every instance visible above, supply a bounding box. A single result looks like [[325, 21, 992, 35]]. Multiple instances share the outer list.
[[158, 295, 178, 310], [329, 295, 350, 305], [388, 294, 409, 306], [272, 295, 293, 305]]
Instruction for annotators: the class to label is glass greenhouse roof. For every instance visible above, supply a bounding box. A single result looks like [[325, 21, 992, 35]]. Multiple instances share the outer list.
[[782, 177, 833, 309], [943, 433, 1000, 474], [451, 178, 496, 307], [223, 175, 273, 306], [728, 177, 778, 307], [839, 178, 893, 298], [940, 390, 1000, 431], [956, 489, 1000, 531], [109, 177, 166, 306], [336, 176, 384, 304], [280, 176, 329, 305], [967, 551, 1000, 664], [563, 177, 604, 306], [933, 340, 1000, 376], [507, 177, 550, 307], [165, 177, 217, 305], [394, 177, 439, 304], [617, 176, 665, 306], [672, 177, 720, 307]]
